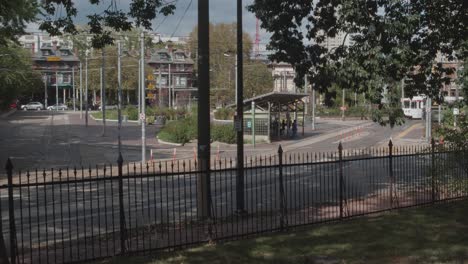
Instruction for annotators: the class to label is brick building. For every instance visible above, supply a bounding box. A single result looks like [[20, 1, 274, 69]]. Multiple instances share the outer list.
[[147, 48, 195, 108]]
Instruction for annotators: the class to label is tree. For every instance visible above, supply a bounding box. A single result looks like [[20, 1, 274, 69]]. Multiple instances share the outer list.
[[0, 0, 38, 47], [248, 0, 468, 126], [188, 23, 273, 106], [0, 44, 43, 109], [39, 0, 176, 49]]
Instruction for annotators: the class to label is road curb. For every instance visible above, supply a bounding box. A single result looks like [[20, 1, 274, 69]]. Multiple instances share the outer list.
[[156, 136, 184, 147], [0, 109, 17, 118], [89, 114, 139, 124]]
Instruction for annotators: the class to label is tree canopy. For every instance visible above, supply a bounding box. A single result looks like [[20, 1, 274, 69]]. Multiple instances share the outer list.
[[0, 45, 43, 109], [39, 0, 176, 48], [188, 23, 273, 107], [248, 0, 468, 126], [0, 0, 38, 47]]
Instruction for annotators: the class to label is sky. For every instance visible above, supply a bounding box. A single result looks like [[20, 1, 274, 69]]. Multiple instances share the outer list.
[[70, 0, 270, 46]]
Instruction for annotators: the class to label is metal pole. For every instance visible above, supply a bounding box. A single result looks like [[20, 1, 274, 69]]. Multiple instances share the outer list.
[[117, 40, 122, 154], [44, 74, 48, 109], [102, 49, 106, 135], [235, 54, 238, 103], [235, 0, 245, 213], [341, 88, 345, 121], [169, 64, 172, 108], [197, 0, 211, 219], [426, 97, 432, 141], [140, 32, 146, 163], [312, 88, 316, 131], [72, 66, 75, 111], [251, 101, 256, 147], [55, 71, 59, 107], [138, 58, 141, 123], [79, 62, 83, 118], [454, 78, 459, 127], [267, 102, 271, 142], [438, 91, 441, 125], [304, 75, 308, 114], [158, 67, 162, 107], [85, 52, 89, 127]]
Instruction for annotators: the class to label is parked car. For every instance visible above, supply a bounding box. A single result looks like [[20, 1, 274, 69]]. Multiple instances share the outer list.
[[21, 102, 44, 111], [9, 102, 17, 109], [47, 104, 68, 111]]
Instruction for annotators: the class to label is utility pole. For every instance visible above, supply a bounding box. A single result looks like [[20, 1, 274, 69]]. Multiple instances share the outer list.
[[101, 48, 107, 136], [197, 0, 211, 219], [426, 97, 432, 141], [169, 63, 172, 108], [117, 40, 123, 154], [72, 66, 75, 111], [312, 88, 316, 130], [85, 50, 89, 127], [304, 75, 308, 114], [140, 32, 146, 163], [341, 88, 345, 121], [138, 57, 141, 123], [79, 62, 83, 119], [55, 71, 59, 107], [235, 0, 245, 213], [43, 74, 48, 109]]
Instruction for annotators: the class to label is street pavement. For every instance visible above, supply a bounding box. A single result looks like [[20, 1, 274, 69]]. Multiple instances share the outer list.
[[0, 110, 435, 262], [0, 111, 426, 170]]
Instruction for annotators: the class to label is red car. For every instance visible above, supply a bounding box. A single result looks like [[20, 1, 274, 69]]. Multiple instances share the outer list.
[[9, 102, 17, 109]]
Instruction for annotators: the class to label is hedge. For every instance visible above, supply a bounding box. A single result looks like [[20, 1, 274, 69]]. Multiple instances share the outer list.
[[214, 108, 234, 120], [157, 115, 237, 144]]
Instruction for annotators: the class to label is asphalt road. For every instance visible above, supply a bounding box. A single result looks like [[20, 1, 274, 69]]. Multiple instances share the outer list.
[[0, 152, 436, 263], [0, 110, 431, 263], [0, 111, 165, 170]]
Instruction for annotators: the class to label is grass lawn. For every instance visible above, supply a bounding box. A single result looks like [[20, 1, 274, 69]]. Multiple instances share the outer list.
[[98, 200, 468, 264], [91, 110, 119, 120]]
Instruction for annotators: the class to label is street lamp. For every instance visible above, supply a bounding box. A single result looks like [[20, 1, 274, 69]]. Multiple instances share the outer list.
[[223, 53, 238, 104]]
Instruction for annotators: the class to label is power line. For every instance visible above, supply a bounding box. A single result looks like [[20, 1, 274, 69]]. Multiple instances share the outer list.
[[170, 0, 193, 38]]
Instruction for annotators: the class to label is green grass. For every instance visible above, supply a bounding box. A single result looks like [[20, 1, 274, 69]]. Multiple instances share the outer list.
[[97, 201, 468, 264]]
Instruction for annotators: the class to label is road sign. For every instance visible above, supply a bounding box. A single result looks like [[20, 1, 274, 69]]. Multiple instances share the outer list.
[[453, 108, 460, 115], [139, 113, 146, 121], [147, 83, 155, 90], [146, 92, 154, 99], [247, 121, 252, 128], [340, 106, 347, 111], [147, 74, 155, 81]]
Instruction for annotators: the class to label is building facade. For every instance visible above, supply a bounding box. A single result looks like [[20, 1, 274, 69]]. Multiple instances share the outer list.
[[147, 48, 195, 108], [19, 34, 72, 54], [269, 62, 297, 93], [31, 41, 80, 107]]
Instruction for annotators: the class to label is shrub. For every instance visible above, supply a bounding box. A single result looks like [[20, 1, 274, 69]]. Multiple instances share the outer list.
[[211, 124, 236, 144], [158, 120, 191, 144], [125, 106, 138, 120], [146, 116, 155, 125], [214, 108, 235, 120]]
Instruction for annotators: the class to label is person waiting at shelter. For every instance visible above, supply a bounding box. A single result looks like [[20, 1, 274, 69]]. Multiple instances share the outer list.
[[280, 120, 286, 136], [292, 119, 298, 138]]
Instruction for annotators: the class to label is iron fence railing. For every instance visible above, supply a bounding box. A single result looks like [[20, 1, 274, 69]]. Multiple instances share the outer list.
[[1, 140, 467, 264]]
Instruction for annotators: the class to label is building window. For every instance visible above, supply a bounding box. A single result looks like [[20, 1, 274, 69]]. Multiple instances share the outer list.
[[42, 50, 54, 56], [159, 77, 167, 86], [174, 53, 184, 60], [176, 64, 184, 71], [174, 76, 187, 87]]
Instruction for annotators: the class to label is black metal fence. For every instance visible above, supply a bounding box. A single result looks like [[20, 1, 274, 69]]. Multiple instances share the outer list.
[[1, 140, 467, 264]]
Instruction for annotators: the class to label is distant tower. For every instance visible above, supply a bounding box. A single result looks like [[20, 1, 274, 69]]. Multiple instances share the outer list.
[[254, 18, 260, 58]]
